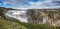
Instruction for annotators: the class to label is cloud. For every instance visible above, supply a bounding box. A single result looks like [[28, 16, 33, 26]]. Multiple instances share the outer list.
[[16, 0, 60, 9], [3, 0, 28, 7], [1, 0, 60, 9]]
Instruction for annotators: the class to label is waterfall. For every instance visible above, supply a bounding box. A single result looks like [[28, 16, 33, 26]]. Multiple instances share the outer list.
[[5, 10, 28, 23]]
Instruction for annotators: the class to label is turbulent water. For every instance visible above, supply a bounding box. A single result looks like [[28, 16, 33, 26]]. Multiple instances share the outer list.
[[5, 10, 28, 23]]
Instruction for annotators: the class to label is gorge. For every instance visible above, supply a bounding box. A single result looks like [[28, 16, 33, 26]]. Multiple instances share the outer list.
[[2, 8, 60, 26]]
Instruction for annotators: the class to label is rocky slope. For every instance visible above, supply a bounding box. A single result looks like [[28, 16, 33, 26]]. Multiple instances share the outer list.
[[27, 9, 60, 26]]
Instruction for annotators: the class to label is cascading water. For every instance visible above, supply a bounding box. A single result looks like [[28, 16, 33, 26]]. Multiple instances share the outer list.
[[5, 10, 28, 23]]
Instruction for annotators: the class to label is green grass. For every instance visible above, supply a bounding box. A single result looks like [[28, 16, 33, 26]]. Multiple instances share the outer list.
[[0, 17, 60, 29], [19, 22, 59, 29], [0, 17, 27, 29]]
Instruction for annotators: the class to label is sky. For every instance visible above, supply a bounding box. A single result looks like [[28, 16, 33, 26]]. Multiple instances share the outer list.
[[0, 0, 60, 9]]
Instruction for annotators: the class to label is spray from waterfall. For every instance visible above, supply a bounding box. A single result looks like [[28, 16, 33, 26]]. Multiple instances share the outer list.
[[5, 9, 28, 23]]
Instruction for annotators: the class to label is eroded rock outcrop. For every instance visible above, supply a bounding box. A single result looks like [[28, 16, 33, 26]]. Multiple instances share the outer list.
[[27, 9, 60, 26]]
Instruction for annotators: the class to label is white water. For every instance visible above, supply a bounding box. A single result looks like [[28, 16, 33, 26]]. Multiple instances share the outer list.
[[5, 10, 28, 23]]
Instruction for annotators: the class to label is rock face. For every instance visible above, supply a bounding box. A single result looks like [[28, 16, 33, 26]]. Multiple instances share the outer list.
[[27, 9, 60, 26]]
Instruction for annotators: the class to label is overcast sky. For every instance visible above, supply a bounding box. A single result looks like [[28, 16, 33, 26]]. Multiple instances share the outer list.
[[0, 0, 60, 9]]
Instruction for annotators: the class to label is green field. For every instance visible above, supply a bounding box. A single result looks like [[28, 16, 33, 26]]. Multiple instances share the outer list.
[[0, 17, 60, 29], [0, 17, 27, 29]]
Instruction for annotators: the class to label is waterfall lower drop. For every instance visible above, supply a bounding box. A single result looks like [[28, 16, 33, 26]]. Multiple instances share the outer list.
[[5, 10, 28, 23]]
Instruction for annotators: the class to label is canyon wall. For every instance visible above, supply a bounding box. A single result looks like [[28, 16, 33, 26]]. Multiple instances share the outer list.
[[27, 9, 60, 26]]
